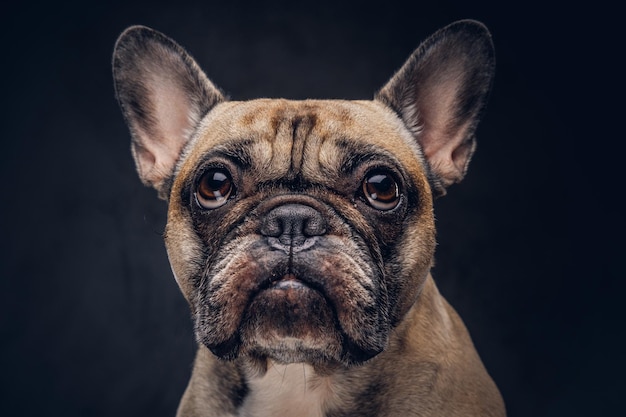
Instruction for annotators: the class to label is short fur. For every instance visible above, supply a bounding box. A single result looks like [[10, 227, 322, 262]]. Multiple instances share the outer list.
[[113, 20, 505, 416]]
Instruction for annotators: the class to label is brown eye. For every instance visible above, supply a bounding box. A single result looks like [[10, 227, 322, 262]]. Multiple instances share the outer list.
[[195, 168, 234, 209], [362, 171, 400, 210]]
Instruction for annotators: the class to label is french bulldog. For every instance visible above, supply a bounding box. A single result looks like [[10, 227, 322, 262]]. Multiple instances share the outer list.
[[113, 20, 505, 417]]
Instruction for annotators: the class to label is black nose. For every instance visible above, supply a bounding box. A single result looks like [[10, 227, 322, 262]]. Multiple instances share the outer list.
[[260, 204, 327, 252]]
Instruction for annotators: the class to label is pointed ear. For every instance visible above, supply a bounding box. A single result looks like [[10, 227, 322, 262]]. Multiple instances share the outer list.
[[376, 20, 495, 196], [113, 26, 224, 199]]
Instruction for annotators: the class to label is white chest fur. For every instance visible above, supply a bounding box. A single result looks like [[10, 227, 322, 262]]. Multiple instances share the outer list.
[[238, 363, 337, 417]]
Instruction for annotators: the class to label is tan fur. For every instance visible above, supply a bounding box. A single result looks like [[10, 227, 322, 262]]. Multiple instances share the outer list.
[[113, 21, 504, 417], [162, 100, 504, 416]]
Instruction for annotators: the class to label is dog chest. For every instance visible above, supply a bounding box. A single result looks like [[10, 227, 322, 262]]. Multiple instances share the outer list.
[[238, 363, 336, 417]]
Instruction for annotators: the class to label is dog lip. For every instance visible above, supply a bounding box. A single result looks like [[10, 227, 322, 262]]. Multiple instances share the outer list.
[[271, 279, 307, 290], [268, 273, 309, 290]]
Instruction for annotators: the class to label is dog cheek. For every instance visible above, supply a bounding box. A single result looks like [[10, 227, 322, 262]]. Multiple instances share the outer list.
[[203, 254, 263, 339], [325, 273, 387, 352], [386, 216, 437, 324], [192, 240, 282, 355], [164, 220, 206, 305]]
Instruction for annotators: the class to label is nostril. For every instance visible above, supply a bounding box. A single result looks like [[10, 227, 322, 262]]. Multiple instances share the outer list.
[[303, 216, 326, 236], [259, 213, 283, 238]]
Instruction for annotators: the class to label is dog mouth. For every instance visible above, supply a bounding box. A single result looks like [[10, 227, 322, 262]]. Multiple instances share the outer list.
[[248, 271, 339, 329], [195, 237, 389, 366], [268, 274, 308, 290], [201, 268, 342, 363], [250, 272, 335, 324], [261, 272, 325, 294]]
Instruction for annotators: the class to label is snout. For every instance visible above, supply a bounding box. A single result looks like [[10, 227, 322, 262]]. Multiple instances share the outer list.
[[193, 196, 391, 365]]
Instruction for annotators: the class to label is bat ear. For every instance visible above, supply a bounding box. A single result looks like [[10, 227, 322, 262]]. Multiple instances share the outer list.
[[376, 20, 495, 196], [112, 26, 225, 199]]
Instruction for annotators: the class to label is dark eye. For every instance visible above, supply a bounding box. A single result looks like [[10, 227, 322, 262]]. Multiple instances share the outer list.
[[362, 170, 400, 210], [195, 168, 235, 209]]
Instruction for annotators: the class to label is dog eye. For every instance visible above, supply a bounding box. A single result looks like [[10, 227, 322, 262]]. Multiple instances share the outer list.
[[195, 168, 234, 209], [362, 171, 400, 210]]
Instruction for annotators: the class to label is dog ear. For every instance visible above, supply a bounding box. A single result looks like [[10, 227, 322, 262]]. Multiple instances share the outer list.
[[376, 20, 495, 196], [113, 26, 224, 199]]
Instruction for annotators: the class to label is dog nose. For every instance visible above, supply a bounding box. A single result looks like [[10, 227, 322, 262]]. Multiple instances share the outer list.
[[260, 204, 327, 251]]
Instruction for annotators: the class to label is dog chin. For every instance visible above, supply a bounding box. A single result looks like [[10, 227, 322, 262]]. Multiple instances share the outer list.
[[238, 278, 343, 363]]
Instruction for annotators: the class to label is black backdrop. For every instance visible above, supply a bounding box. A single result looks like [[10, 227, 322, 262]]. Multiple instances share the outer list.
[[1, 1, 623, 416]]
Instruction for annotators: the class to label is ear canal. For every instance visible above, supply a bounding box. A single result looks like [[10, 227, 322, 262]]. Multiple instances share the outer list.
[[112, 25, 225, 199], [376, 20, 495, 196]]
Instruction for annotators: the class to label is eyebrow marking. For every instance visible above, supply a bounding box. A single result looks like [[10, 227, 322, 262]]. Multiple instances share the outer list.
[[209, 139, 255, 168], [336, 138, 400, 174]]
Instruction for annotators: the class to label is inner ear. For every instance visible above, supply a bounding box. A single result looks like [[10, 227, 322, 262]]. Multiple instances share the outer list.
[[113, 25, 225, 199], [376, 20, 495, 196]]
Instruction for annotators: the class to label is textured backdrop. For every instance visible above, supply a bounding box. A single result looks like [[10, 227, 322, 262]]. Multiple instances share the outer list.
[[1, 1, 622, 416]]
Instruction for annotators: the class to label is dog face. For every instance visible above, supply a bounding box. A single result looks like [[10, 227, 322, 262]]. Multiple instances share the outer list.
[[165, 99, 436, 366], [113, 21, 494, 367]]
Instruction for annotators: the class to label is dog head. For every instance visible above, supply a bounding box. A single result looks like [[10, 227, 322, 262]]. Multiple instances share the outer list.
[[112, 21, 494, 367]]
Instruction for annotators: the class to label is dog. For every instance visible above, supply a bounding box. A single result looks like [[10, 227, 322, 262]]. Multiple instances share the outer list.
[[112, 20, 505, 417]]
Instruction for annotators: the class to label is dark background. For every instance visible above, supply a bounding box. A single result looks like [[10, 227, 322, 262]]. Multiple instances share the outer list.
[[1, 1, 623, 416]]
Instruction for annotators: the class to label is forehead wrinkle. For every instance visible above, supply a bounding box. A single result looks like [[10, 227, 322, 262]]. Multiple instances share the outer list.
[[265, 108, 297, 180], [302, 132, 339, 184], [301, 105, 357, 182], [251, 135, 277, 178], [260, 106, 323, 183]]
